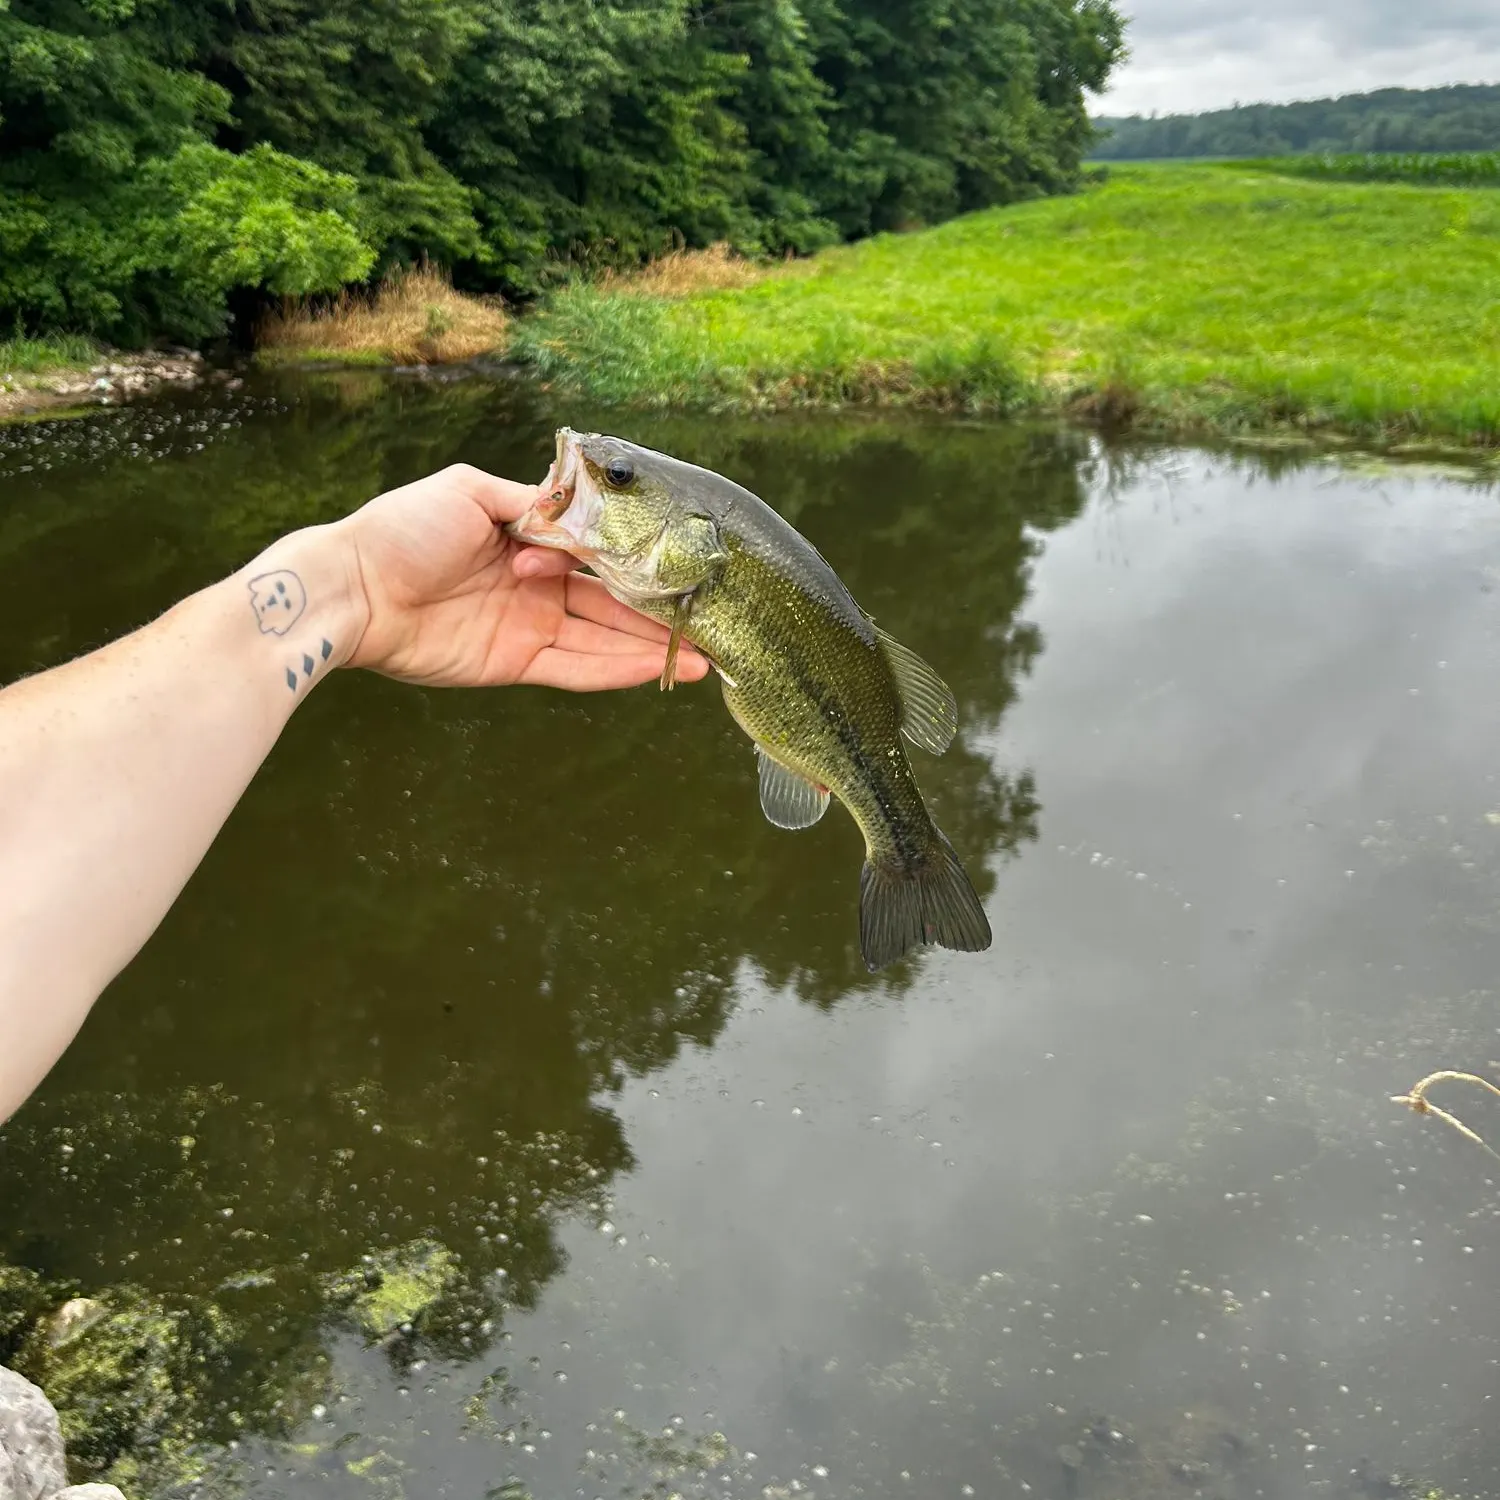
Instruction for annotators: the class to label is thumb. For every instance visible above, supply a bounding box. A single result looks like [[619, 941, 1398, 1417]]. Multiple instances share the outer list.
[[440, 463, 549, 525]]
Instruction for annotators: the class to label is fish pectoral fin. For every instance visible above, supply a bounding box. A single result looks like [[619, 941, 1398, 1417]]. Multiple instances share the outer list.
[[875, 626, 958, 756], [660, 593, 694, 692], [756, 747, 831, 830]]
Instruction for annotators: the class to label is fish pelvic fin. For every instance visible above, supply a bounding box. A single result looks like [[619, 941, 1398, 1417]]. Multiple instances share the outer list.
[[756, 746, 830, 829], [858, 829, 991, 972]]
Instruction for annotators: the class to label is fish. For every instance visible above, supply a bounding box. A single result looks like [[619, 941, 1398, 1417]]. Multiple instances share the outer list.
[[507, 428, 992, 972]]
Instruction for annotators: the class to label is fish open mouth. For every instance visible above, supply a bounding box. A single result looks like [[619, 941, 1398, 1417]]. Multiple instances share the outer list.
[[506, 428, 595, 553], [535, 427, 580, 521]]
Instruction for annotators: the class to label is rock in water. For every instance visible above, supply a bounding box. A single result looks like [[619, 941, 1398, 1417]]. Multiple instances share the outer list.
[[43, 1304, 103, 1350], [0, 1364, 67, 1500], [53, 1488, 128, 1500]]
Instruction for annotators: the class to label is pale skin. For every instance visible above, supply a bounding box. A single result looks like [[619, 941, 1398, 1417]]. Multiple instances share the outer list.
[[0, 463, 708, 1125]]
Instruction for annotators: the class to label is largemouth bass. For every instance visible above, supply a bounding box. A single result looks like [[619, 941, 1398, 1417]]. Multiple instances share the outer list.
[[508, 429, 992, 972]]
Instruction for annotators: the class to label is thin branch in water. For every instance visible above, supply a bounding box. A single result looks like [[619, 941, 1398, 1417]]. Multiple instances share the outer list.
[[1391, 1069, 1500, 1164]]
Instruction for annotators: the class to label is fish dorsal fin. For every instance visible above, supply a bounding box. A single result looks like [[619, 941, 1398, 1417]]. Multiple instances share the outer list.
[[875, 626, 957, 755], [756, 747, 830, 830]]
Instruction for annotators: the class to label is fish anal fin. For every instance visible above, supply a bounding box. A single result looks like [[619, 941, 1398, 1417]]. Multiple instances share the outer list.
[[756, 747, 830, 830], [875, 626, 958, 755]]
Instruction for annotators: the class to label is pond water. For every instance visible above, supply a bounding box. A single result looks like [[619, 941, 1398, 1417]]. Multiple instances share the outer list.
[[2, 371, 1500, 1500]]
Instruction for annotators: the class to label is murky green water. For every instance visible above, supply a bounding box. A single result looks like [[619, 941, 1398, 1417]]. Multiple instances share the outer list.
[[3, 371, 1500, 1499]]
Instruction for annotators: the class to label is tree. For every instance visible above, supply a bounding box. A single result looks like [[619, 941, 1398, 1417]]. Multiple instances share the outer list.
[[1091, 83, 1500, 161], [0, 0, 1128, 340], [0, 0, 376, 338]]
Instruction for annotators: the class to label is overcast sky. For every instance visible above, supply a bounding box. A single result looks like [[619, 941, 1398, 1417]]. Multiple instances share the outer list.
[[1097, 0, 1500, 116]]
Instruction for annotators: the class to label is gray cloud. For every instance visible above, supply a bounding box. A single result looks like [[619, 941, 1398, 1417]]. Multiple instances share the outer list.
[[1098, 0, 1500, 116]]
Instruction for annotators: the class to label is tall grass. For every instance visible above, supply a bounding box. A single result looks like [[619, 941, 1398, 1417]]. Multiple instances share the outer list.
[[0, 334, 102, 375], [511, 162, 1500, 445], [257, 263, 508, 365], [515, 280, 1034, 414], [595, 242, 779, 298], [1241, 151, 1500, 187]]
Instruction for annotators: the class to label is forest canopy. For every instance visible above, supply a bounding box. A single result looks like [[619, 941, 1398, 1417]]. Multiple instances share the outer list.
[[0, 0, 1124, 345], [1091, 83, 1500, 161]]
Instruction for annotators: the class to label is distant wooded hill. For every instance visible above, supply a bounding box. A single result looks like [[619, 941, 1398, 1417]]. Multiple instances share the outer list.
[[1090, 84, 1500, 159]]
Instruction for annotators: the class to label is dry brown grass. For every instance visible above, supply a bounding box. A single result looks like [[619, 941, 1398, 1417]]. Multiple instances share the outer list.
[[257, 263, 508, 365], [597, 242, 777, 299], [1393, 1068, 1500, 1164]]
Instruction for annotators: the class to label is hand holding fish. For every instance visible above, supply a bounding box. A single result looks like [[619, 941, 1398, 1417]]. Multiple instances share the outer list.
[[0, 457, 707, 1126], [0, 437, 987, 1127], [341, 463, 710, 693]]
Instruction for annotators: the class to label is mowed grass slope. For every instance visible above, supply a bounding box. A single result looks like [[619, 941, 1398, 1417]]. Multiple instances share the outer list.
[[513, 163, 1500, 445]]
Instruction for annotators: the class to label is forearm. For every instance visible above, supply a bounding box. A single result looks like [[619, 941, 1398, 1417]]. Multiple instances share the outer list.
[[0, 522, 367, 1122]]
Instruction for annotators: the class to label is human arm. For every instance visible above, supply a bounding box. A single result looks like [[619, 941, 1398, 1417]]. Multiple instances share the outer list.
[[0, 463, 706, 1123]]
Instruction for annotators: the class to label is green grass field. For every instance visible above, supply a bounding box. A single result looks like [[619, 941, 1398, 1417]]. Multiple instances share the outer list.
[[512, 162, 1500, 446]]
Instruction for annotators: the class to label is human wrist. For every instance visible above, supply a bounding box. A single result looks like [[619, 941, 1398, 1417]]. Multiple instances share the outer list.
[[229, 522, 372, 698]]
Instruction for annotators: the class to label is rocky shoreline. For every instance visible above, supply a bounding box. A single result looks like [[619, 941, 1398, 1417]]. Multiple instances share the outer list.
[[0, 353, 208, 422]]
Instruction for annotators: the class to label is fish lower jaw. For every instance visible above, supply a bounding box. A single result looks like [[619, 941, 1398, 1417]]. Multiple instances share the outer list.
[[507, 516, 583, 552], [611, 580, 690, 605]]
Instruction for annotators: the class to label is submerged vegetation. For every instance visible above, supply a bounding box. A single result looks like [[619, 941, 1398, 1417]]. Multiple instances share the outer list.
[[514, 163, 1500, 447], [0, 1265, 233, 1492]]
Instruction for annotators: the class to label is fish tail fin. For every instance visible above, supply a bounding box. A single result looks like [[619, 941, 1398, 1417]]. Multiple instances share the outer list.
[[858, 829, 992, 972]]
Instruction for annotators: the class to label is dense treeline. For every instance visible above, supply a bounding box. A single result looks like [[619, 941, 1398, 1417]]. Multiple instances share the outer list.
[[0, 0, 1123, 346], [1091, 83, 1500, 161]]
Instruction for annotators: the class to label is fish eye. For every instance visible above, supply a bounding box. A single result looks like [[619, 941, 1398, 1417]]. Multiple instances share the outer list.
[[603, 457, 635, 489]]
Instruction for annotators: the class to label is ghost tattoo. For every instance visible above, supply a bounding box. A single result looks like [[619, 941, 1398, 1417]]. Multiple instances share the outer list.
[[247, 571, 307, 635]]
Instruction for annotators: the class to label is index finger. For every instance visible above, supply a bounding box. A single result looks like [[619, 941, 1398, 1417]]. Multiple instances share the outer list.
[[439, 463, 548, 524], [564, 573, 681, 644]]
